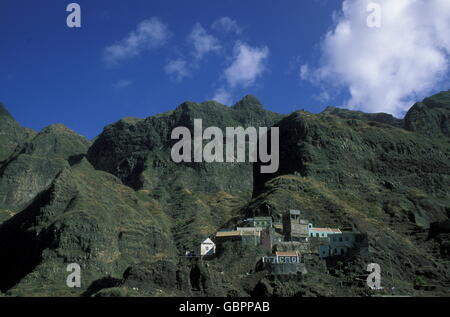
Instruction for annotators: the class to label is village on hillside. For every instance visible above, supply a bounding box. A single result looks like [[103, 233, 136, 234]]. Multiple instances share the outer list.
[[190, 210, 370, 276]]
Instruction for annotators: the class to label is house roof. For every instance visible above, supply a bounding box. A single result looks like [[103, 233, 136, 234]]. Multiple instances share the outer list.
[[276, 251, 298, 257], [202, 238, 214, 244], [311, 227, 341, 233], [236, 227, 263, 232], [216, 231, 241, 237], [251, 217, 273, 221], [241, 231, 260, 237], [289, 209, 301, 215]]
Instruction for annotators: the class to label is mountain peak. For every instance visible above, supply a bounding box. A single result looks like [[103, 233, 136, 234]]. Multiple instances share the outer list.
[[232, 95, 263, 110], [39, 123, 78, 136], [404, 89, 450, 137], [0, 103, 13, 121]]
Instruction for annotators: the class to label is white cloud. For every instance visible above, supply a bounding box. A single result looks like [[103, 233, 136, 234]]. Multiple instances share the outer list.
[[187, 23, 221, 59], [224, 42, 269, 88], [212, 87, 233, 105], [313, 91, 331, 103], [104, 17, 171, 66], [299, 64, 310, 81], [305, 0, 450, 116], [164, 59, 190, 81], [112, 79, 132, 89], [211, 17, 242, 35], [210, 42, 269, 103]]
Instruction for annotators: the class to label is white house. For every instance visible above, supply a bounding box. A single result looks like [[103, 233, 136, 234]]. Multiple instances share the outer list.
[[200, 238, 216, 257]]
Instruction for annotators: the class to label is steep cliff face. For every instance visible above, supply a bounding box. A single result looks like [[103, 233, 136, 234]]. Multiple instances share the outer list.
[[0, 158, 176, 295], [87, 95, 282, 193], [404, 90, 450, 137], [0, 97, 283, 296], [249, 94, 450, 295], [0, 103, 35, 163], [0, 123, 91, 212], [0, 91, 449, 297], [253, 111, 449, 228], [87, 96, 283, 252]]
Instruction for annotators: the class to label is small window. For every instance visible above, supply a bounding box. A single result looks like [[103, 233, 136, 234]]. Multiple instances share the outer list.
[[339, 237, 343, 242]]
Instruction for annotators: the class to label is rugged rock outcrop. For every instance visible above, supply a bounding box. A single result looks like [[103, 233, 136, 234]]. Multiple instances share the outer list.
[[87, 95, 282, 193], [0, 158, 175, 295], [0, 91, 449, 296], [87, 95, 282, 252], [249, 95, 450, 295], [404, 90, 450, 137], [0, 123, 91, 212], [0, 103, 35, 163]]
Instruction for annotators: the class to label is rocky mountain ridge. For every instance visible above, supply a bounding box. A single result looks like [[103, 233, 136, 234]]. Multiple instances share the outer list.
[[0, 91, 449, 296]]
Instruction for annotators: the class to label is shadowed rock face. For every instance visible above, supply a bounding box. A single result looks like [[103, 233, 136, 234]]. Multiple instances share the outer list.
[[0, 103, 35, 163], [404, 90, 450, 137], [87, 95, 283, 193], [1, 91, 450, 296], [0, 123, 91, 212], [0, 158, 176, 295], [248, 95, 450, 296], [85, 96, 283, 259]]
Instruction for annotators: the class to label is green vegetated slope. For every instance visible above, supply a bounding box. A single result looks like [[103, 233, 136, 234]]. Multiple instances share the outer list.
[[0, 91, 449, 296], [249, 91, 450, 296], [0, 123, 91, 212], [404, 91, 450, 137], [0, 158, 177, 296], [321, 106, 403, 127], [0, 96, 282, 296], [0, 103, 35, 163], [87, 95, 281, 193], [87, 95, 282, 252]]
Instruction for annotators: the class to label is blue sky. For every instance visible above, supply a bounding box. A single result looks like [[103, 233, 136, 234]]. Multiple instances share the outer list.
[[1, 0, 450, 139]]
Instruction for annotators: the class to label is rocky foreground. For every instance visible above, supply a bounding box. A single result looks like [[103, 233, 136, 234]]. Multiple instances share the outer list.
[[0, 92, 449, 297]]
